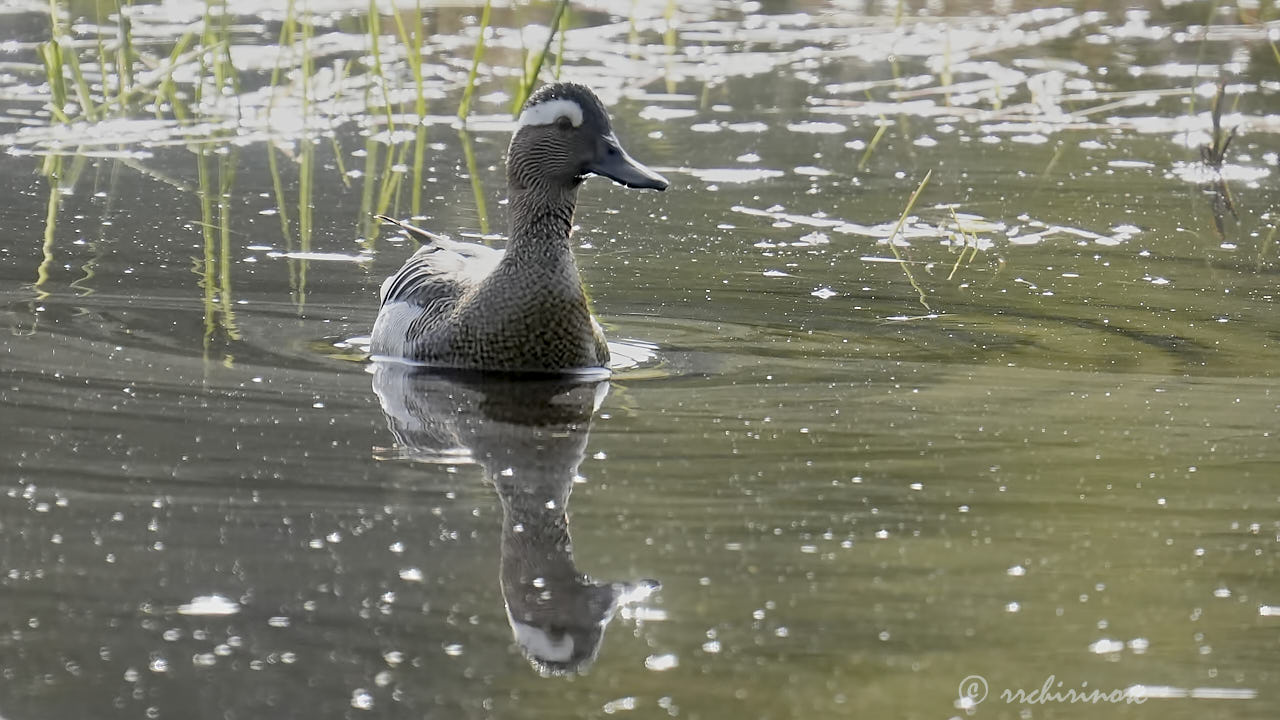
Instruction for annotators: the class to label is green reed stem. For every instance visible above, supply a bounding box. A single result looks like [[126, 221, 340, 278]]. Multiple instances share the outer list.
[[301, 5, 314, 125], [391, 0, 425, 118], [218, 149, 240, 340], [457, 0, 492, 122], [1189, 0, 1221, 115], [197, 148, 217, 353], [153, 31, 195, 120], [662, 0, 676, 49], [267, 0, 297, 98], [411, 124, 426, 216], [886, 170, 933, 312], [391, 0, 427, 215], [367, 0, 395, 133], [113, 0, 134, 110], [859, 122, 888, 170], [946, 206, 979, 281], [36, 155, 62, 301], [38, 42, 70, 123], [459, 128, 490, 234], [511, 0, 569, 114], [297, 140, 312, 309], [65, 50, 97, 120], [359, 136, 379, 246], [554, 2, 569, 79], [267, 144, 294, 247], [375, 141, 410, 216]]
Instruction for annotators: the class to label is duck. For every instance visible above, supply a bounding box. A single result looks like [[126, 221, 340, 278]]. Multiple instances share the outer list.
[[371, 82, 669, 372]]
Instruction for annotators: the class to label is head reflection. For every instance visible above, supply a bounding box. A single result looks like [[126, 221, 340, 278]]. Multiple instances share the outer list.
[[372, 364, 658, 675]]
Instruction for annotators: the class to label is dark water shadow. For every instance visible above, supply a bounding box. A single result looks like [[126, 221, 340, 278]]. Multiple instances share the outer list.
[[371, 363, 659, 676]]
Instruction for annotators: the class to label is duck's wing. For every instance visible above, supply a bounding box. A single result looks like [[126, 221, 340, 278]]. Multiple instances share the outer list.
[[375, 216, 504, 307]]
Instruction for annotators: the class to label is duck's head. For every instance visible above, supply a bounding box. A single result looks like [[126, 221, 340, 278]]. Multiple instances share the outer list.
[[508, 83, 669, 193]]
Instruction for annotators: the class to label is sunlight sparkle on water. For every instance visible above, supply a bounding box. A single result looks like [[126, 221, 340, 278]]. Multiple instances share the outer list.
[[176, 595, 240, 616]]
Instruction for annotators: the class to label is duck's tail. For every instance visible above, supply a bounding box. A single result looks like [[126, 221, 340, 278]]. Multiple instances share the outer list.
[[373, 214, 451, 246]]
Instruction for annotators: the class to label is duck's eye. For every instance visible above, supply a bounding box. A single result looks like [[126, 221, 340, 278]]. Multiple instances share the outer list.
[[556, 115, 574, 131]]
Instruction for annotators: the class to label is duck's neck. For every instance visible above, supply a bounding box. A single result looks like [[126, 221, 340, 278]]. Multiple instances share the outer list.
[[505, 182, 580, 260]]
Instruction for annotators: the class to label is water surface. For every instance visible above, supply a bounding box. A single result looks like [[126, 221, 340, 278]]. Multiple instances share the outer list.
[[1, 1, 1278, 718]]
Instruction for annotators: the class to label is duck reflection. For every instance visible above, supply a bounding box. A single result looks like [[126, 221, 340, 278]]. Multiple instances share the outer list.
[[372, 363, 658, 675]]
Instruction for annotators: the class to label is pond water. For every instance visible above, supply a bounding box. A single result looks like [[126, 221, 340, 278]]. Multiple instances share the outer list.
[[1, 0, 1278, 718]]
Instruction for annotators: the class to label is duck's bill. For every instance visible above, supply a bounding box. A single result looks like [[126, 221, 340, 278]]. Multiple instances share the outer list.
[[588, 134, 669, 191]]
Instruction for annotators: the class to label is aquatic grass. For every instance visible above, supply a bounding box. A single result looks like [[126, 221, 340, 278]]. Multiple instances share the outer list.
[[627, 0, 639, 47], [194, 145, 242, 359], [37, 41, 71, 123], [218, 150, 239, 344], [325, 59, 353, 187], [391, 1, 428, 216], [187, 0, 243, 357], [112, 0, 135, 111], [63, 40, 98, 121], [554, 1, 570, 80], [357, 136, 413, 245], [34, 141, 89, 301], [264, 0, 309, 306], [662, 0, 677, 49], [35, 154, 63, 301], [661, 0, 677, 91], [857, 90, 890, 171], [192, 0, 241, 130], [1039, 142, 1064, 179], [391, 0, 426, 118], [1260, 223, 1278, 270], [511, 0, 570, 114], [941, 29, 952, 107], [41, 0, 255, 128], [457, 0, 492, 122], [946, 206, 982, 281], [196, 148, 218, 352], [38, 0, 81, 123], [366, 0, 396, 133], [266, 144, 294, 257], [296, 140, 314, 308], [69, 159, 117, 297], [855, 83, 893, 171], [459, 128, 491, 234], [1200, 81, 1236, 169], [1200, 82, 1240, 237], [358, 136, 380, 245], [1188, 0, 1222, 116], [858, 120, 889, 171], [152, 31, 197, 120], [375, 142, 411, 217], [361, 0, 412, 223], [267, 0, 298, 109], [885, 170, 933, 312], [410, 125, 427, 216], [44, 0, 100, 124]]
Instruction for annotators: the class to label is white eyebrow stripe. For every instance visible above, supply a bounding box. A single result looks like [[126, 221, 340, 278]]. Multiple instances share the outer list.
[[516, 98, 584, 128]]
